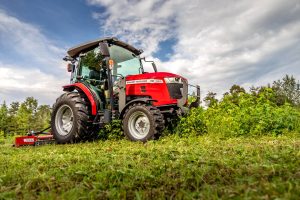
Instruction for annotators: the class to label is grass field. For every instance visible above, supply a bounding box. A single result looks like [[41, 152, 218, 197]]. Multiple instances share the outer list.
[[0, 134, 299, 199]]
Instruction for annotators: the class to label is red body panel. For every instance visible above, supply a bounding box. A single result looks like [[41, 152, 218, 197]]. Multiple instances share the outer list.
[[63, 83, 97, 115], [63, 72, 185, 115], [126, 72, 186, 106], [15, 136, 37, 147]]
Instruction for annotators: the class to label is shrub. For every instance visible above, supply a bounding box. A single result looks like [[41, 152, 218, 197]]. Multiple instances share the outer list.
[[0, 131, 4, 144], [98, 120, 123, 140], [176, 88, 300, 137], [175, 107, 207, 136]]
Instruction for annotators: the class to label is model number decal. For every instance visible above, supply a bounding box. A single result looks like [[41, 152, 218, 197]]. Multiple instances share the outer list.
[[24, 138, 35, 142], [126, 79, 163, 85]]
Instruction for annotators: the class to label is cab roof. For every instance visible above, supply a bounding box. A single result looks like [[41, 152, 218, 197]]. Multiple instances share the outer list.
[[67, 37, 143, 58]]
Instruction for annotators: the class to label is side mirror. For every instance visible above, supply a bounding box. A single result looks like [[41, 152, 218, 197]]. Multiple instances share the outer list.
[[63, 56, 74, 62], [99, 42, 110, 57], [67, 63, 73, 72]]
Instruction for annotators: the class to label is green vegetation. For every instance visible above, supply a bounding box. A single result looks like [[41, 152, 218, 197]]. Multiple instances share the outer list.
[[0, 97, 51, 137], [177, 88, 300, 137], [0, 135, 299, 199], [0, 74, 300, 199], [80, 50, 104, 71]]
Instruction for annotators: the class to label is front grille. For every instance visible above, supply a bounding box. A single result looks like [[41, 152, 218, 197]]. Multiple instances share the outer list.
[[167, 83, 183, 99]]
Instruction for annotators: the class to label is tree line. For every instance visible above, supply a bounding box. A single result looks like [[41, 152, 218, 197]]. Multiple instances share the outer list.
[[0, 97, 51, 137], [204, 75, 300, 108]]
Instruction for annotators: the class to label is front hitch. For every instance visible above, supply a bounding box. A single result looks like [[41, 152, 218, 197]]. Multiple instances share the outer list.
[[189, 85, 200, 108], [177, 81, 200, 114]]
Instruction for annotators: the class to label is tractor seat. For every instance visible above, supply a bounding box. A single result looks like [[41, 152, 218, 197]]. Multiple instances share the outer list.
[[89, 70, 100, 80], [88, 69, 105, 109]]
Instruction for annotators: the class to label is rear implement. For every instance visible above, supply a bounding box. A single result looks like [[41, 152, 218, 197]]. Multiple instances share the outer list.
[[14, 127, 55, 147]]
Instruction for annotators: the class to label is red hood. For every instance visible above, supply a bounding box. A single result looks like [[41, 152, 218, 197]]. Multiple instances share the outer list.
[[126, 72, 187, 81]]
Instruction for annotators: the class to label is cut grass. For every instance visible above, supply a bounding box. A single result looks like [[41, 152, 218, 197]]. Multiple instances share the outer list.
[[0, 134, 299, 199]]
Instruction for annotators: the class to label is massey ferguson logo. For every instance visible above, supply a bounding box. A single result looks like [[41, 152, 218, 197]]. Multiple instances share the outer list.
[[24, 138, 35, 143]]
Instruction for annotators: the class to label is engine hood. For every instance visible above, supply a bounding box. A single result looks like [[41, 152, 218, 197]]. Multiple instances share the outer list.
[[126, 72, 187, 81]]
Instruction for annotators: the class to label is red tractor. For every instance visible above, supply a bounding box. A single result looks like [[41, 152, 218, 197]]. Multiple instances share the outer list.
[[51, 37, 200, 143]]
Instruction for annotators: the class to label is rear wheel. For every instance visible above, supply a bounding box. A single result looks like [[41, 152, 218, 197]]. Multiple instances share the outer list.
[[122, 103, 164, 142], [51, 92, 98, 143]]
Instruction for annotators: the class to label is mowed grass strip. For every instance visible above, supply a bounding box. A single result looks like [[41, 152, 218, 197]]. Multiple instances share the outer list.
[[0, 134, 299, 199]]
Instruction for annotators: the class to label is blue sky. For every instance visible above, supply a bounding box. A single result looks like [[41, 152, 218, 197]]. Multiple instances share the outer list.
[[0, 0, 300, 105], [0, 0, 102, 45]]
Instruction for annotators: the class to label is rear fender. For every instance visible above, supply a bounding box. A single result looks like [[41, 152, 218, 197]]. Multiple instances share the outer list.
[[63, 83, 97, 115]]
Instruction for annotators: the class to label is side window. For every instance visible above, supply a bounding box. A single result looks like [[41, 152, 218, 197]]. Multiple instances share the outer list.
[[79, 47, 104, 80], [80, 66, 91, 78]]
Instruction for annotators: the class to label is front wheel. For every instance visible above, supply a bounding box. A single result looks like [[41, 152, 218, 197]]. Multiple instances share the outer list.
[[122, 103, 164, 142]]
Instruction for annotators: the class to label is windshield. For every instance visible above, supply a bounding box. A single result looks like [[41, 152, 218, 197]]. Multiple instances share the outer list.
[[109, 45, 142, 77]]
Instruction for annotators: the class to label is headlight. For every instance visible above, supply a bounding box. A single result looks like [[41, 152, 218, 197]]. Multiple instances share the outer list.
[[164, 77, 183, 84]]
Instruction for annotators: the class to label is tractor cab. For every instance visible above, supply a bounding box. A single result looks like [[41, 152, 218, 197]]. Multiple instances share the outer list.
[[64, 38, 155, 111], [74, 42, 144, 82], [65, 37, 147, 82]]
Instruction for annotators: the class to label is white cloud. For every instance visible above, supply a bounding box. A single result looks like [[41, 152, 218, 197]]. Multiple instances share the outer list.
[[0, 63, 65, 104], [88, 0, 178, 56], [88, 0, 300, 97], [0, 10, 66, 72], [0, 10, 68, 105]]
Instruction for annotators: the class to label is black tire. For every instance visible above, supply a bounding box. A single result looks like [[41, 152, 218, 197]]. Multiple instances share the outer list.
[[51, 92, 97, 143], [122, 103, 165, 142], [164, 113, 180, 134]]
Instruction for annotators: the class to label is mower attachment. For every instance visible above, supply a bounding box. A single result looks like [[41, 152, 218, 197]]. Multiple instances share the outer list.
[[14, 127, 55, 147]]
